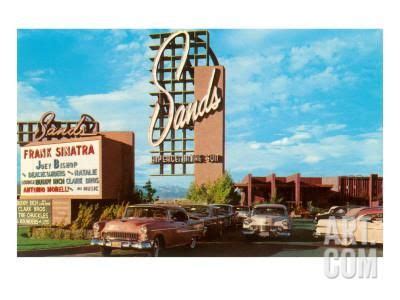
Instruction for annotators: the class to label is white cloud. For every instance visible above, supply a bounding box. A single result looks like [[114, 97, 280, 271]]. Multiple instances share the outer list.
[[303, 155, 322, 164], [105, 30, 128, 45], [325, 123, 347, 131], [17, 82, 65, 120], [65, 75, 157, 180], [288, 123, 347, 136], [115, 41, 140, 51], [67, 77, 150, 134], [270, 131, 312, 146], [260, 67, 341, 104], [290, 38, 347, 71], [220, 30, 274, 51], [227, 129, 382, 176], [288, 32, 380, 73], [289, 67, 340, 97], [22, 69, 54, 85], [296, 102, 325, 113]]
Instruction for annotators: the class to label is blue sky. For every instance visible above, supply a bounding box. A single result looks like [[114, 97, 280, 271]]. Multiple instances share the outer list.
[[17, 29, 382, 188]]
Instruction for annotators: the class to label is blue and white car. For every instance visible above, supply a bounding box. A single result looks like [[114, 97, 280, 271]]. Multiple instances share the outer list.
[[242, 204, 292, 239]]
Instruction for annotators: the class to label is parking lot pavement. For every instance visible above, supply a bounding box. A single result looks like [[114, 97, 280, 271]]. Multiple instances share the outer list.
[[62, 220, 383, 257], [63, 236, 382, 257]]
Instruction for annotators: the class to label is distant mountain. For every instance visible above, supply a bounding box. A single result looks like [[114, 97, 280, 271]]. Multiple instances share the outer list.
[[154, 185, 188, 200]]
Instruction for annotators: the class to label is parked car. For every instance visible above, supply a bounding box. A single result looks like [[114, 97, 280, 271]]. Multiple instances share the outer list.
[[313, 205, 364, 223], [313, 207, 382, 246], [210, 204, 235, 228], [242, 204, 292, 239], [91, 204, 204, 256], [233, 206, 250, 227], [180, 204, 225, 238]]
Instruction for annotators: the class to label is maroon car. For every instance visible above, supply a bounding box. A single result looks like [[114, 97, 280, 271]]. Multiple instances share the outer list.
[[180, 204, 225, 238], [91, 204, 204, 256]]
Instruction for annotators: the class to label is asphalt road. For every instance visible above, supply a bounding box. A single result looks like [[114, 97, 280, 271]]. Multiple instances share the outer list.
[[62, 220, 383, 257]]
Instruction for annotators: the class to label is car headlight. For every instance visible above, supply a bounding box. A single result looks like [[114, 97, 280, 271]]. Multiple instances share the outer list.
[[244, 218, 252, 225], [139, 225, 148, 239], [93, 222, 100, 232], [273, 220, 288, 227]]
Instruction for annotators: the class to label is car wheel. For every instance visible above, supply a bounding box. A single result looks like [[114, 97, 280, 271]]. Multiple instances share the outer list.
[[151, 237, 163, 257], [189, 237, 197, 249], [101, 247, 112, 257]]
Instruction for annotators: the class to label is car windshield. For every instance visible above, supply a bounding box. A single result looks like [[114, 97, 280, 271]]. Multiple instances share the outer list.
[[124, 206, 167, 219], [252, 207, 285, 216], [213, 205, 230, 213], [328, 206, 338, 213], [182, 206, 209, 216], [345, 207, 367, 218], [235, 207, 249, 213]]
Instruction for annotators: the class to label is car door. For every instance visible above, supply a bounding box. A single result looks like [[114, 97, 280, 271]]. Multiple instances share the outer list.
[[207, 207, 219, 232], [171, 209, 192, 245], [355, 213, 383, 244], [215, 207, 229, 227], [366, 214, 383, 244]]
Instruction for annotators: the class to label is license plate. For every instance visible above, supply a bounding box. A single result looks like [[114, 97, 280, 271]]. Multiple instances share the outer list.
[[111, 241, 122, 248], [259, 232, 270, 237]]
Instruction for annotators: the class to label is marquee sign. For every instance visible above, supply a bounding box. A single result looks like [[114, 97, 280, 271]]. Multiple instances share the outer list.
[[148, 30, 225, 182], [17, 111, 100, 145], [17, 199, 52, 226], [35, 111, 99, 141], [20, 140, 101, 197]]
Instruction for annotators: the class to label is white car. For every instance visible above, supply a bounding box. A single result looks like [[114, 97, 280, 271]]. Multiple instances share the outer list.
[[313, 207, 383, 246], [242, 204, 292, 239]]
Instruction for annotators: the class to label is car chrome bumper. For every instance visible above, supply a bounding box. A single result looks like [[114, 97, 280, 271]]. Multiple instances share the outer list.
[[242, 228, 291, 237], [91, 239, 152, 250]]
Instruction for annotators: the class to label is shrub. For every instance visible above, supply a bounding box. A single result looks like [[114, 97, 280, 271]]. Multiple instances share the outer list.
[[142, 180, 157, 203], [52, 228, 66, 239], [31, 227, 92, 240], [70, 229, 88, 240], [99, 205, 116, 221], [28, 202, 131, 240], [187, 182, 209, 204], [116, 203, 128, 218], [187, 173, 240, 204], [99, 202, 128, 221], [71, 203, 99, 230]]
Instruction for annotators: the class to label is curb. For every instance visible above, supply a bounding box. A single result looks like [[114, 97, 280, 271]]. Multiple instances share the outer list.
[[17, 245, 100, 257]]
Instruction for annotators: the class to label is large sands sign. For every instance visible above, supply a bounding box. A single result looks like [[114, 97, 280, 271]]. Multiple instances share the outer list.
[[20, 140, 101, 197], [148, 30, 225, 184]]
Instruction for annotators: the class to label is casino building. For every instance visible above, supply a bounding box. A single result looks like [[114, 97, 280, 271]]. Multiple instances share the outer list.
[[235, 173, 383, 209]]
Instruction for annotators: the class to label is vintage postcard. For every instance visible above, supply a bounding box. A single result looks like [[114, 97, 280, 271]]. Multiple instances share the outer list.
[[17, 29, 383, 262]]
